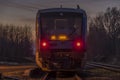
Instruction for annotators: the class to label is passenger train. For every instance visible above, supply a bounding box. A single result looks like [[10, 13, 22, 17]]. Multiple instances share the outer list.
[[35, 7, 87, 72]]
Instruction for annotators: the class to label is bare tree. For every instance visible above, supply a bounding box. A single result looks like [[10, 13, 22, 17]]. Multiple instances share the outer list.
[[88, 7, 120, 65], [103, 7, 120, 63], [0, 24, 33, 63], [103, 7, 120, 39]]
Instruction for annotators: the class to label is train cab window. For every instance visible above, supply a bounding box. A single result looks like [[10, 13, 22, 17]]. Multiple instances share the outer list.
[[55, 19, 68, 29], [41, 17, 54, 30], [74, 18, 82, 35], [41, 14, 82, 36]]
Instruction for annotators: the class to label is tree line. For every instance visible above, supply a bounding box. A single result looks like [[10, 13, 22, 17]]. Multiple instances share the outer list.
[[87, 7, 120, 66], [0, 24, 34, 63]]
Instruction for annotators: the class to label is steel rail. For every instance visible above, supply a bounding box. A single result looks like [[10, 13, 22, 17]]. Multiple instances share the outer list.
[[86, 62, 120, 72]]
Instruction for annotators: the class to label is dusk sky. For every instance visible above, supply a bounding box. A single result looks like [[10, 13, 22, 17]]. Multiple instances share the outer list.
[[0, 0, 120, 27]]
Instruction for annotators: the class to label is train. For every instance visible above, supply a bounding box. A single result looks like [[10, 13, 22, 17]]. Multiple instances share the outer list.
[[35, 7, 87, 72]]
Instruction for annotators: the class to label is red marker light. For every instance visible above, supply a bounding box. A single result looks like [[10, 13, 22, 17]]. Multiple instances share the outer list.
[[76, 42, 81, 47], [40, 39, 49, 49], [42, 42, 47, 47], [74, 39, 82, 50]]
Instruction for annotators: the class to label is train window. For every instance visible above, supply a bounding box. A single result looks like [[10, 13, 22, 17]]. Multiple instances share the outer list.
[[55, 19, 68, 29], [41, 16, 82, 36]]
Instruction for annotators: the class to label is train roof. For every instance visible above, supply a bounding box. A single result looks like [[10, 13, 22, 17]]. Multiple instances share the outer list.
[[38, 8, 86, 15]]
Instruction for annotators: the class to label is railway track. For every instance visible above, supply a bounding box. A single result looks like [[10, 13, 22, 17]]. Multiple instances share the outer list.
[[86, 62, 120, 72], [0, 62, 119, 80]]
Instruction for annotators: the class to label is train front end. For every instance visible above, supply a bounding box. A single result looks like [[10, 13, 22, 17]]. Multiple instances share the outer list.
[[36, 8, 87, 71]]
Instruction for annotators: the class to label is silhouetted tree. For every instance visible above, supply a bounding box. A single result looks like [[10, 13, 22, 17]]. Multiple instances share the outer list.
[[88, 7, 120, 65], [88, 19, 108, 62], [103, 7, 120, 64], [0, 24, 34, 63]]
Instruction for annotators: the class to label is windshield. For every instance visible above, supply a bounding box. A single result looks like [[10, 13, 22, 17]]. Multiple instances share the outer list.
[[41, 16, 82, 36]]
